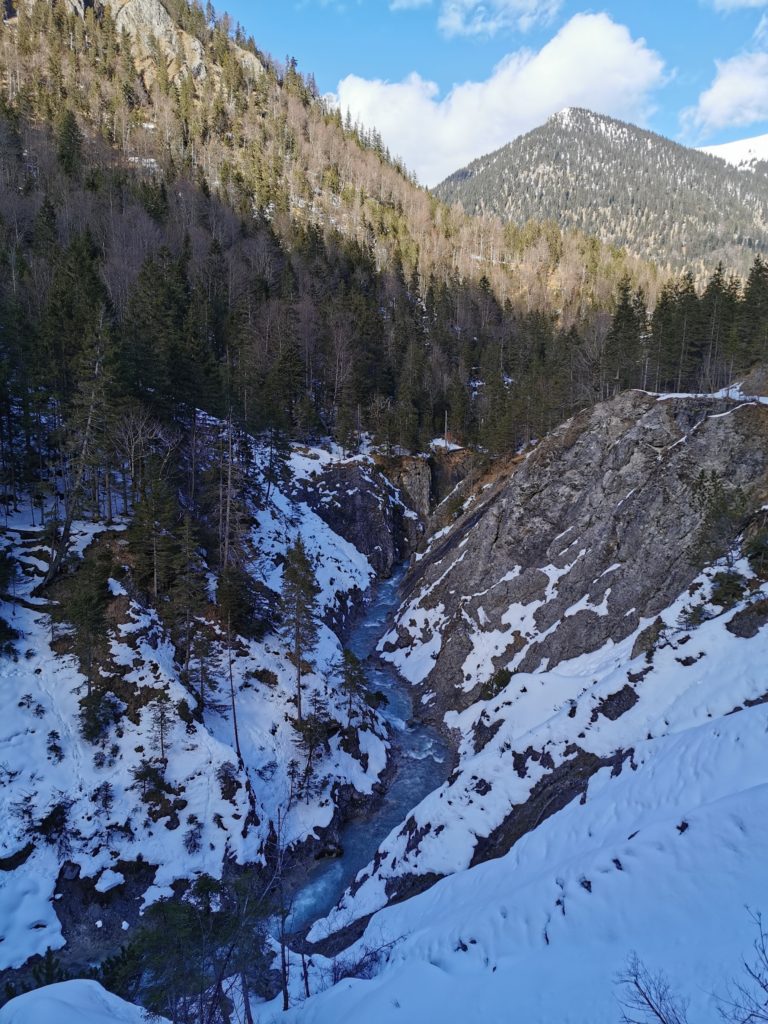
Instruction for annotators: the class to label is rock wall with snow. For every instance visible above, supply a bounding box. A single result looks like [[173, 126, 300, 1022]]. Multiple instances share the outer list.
[[298, 388, 768, 959], [384, 389, 768, 719]]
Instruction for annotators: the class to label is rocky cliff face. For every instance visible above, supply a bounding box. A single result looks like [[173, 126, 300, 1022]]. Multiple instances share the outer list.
[[291, 456, 421, 582], [378, 448, 482, 530], [384, 390, 768, 718], [56, 0, 263, 89], [292, 447, 482, 591], [306, 388, 768, 942], [106, 0, 207, 83]]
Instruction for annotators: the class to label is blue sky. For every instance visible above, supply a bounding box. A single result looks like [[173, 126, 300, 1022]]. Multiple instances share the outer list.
[[225, 1, 768, 185]]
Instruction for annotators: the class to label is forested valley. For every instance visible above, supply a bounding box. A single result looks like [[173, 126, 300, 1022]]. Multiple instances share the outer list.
[[1, 3, 768, 1022]]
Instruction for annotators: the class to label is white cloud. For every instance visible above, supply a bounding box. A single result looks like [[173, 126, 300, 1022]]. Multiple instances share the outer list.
[[756, 13, 768, 37], [438, 0, 561, 36], [388, 0, 560, 34], [684, 50, 768, 133], [331, 13, 666, 186], [709, 0, 768, 9]]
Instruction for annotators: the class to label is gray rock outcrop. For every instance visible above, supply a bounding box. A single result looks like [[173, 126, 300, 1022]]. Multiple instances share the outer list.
[[388, 390, 768, 717], [105, 0, 207, 81], [293, 460, 420, 580]]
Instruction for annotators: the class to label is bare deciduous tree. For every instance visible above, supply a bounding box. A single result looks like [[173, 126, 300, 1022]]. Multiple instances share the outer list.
[[718, 911, 768, 1024], [617, 954, 690, 1024]]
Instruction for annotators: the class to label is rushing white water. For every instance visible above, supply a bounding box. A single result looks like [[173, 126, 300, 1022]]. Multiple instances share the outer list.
[[288, 568, 450, 932]]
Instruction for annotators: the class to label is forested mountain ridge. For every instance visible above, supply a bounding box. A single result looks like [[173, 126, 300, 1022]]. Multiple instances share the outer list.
[[1, 2, 767, 459], [435, 107, 768, 276], [0, 0, 674, 456]]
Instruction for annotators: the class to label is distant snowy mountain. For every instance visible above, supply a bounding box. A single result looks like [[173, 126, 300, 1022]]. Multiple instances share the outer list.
[[434, 107, 768, 273], [700, 132, 768, 173]]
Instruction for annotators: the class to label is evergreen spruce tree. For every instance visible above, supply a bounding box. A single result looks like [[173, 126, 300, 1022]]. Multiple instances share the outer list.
[[129, 476, 180, 601], [32, 195, 58, 255], [739, 255, 768, 368], [167, 514, 209, 687], [262, 427, 291, 505], [280, 537, 319, 723], [42, 230, 107, 406], [149, 690, 173, 761], [119, 248, 189, 409], [340, 648, 366, 727], [604, 276, 642, 396], [296, 691, 333, 799], [55, 109, 83, 178], [61, 547, 112, 694]]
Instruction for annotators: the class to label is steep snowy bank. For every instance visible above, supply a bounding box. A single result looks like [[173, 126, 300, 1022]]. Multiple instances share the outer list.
[[0, 436, 416, 981]]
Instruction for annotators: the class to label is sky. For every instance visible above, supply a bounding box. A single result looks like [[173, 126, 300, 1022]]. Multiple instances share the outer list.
[[223, 1, 768, 186]]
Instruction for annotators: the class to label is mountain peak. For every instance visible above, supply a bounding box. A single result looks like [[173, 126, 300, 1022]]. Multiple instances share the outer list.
[[549, 106, 576, 125], [546, 106, 609, 129], [434, 109, 768, 273], [547, 106, 589, 130]]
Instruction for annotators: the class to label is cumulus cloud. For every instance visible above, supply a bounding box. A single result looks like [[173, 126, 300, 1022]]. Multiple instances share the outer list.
[[331, 13, 666, 186], [684, 50, 768, 133]]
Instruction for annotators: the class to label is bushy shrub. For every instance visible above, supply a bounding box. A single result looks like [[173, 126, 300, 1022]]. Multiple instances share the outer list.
[[480, 667, 512, 702], [710, 570, 746, 608]]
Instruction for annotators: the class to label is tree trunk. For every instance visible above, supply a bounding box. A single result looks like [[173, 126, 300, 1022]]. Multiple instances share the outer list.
[[228, 615, 242, 762], [43, 349, 102, 587], [241, 972, 255, 1024], [280, 924, 289, 1012], [223, 415, 234, 570], [301, 953, 311, 999]]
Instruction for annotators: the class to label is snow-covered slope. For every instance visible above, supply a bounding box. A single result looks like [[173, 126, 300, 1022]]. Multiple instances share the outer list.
[[0, 434, 411, 977], [4, 391, 768, 1022], [273, 675, 768, 1022], [307, 554, 768, 940], [700, 132, 768, 173], [0, 980, 162, 1024]]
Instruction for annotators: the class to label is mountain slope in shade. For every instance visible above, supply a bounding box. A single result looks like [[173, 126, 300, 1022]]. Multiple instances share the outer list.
[[434, 107, 768, 274], [700, 132, 768, 173]]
